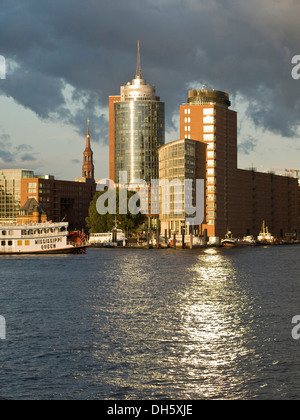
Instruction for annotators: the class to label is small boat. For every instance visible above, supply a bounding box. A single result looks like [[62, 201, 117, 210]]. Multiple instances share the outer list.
[[240, 235, 257, 247], [257, 221, 275, 245], [221, 230, 238, 247], [89, 229, 126, 247], [0, 222, 89, 255]]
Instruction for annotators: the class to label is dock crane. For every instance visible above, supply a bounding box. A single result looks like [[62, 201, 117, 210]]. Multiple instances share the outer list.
[[271, 168, 300, 178]]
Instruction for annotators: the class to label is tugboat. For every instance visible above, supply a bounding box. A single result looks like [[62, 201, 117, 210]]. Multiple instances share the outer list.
[[257, 221, 275, 245], [221, 230, 239, 247]]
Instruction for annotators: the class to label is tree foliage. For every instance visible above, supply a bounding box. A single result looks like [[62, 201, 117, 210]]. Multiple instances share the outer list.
[[86, 188, 147, 234]]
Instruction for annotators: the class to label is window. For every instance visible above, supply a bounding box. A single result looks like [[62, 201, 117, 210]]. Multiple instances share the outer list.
[[204, 125, 214, 133], [207, 143, 215, 150], [25, 240, 30, 246], [204, 134, 214, 141], [28, 183, 37, 194], [204, 116, 214, 124], [203, 108, 214, 115], [207, 160, 215, 167], [207, 151, 215, 158], [207, 168, 215, 176], [207, 203, 217, 210], [17, 240, 22, 246]]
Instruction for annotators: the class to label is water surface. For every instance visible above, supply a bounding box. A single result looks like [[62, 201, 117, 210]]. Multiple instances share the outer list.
[[0, 246, 299, 400]]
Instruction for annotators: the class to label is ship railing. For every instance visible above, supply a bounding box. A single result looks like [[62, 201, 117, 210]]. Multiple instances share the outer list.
[[67, 240, 90, 248]]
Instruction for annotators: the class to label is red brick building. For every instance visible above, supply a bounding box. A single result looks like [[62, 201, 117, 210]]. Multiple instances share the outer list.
[[179, 88, 300, 239], [21, 177, 95, 230]]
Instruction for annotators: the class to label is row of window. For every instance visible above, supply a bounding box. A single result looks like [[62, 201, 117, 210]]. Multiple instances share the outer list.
[[1, 240, 30, 247]]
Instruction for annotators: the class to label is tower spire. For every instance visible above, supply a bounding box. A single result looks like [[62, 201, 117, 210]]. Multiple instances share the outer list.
[[136, 40, 142, 79], [87, 118, 90, 137], [86, 118, 91, 148], [82, 118, 94, 181]]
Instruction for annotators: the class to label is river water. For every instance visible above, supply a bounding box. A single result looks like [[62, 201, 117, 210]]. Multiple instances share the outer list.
[[0, 245, 300, 400]]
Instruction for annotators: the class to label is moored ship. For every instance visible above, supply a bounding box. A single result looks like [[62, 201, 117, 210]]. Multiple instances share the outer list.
[[221, 230, 239, 247], [0, 222, 89, 255], [257, 221, 275, 245]]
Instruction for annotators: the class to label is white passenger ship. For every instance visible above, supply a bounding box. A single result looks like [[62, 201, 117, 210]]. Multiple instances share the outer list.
[[0, 222, 89, 255]]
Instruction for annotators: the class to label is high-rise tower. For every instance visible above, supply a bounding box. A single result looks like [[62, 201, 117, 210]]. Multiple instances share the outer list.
[[82, 118, 95, 181], [180, 87, 238, 238], [111, 42, 165, 185]]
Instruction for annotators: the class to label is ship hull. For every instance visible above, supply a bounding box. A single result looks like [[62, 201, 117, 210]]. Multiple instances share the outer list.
[[0, 245, 89, 255]]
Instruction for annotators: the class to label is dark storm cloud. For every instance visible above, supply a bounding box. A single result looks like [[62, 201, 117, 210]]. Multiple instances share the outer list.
[[0, 0, 300, 142]]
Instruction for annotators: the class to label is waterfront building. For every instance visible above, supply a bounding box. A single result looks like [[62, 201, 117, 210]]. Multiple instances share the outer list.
[[0, 169, 35, 222], [21, 176, 95, 230], [176, 87, 300, 239], [159, 139, 206, 235], [110, 42, 165, 185], [17, 198, 47, 224], [180, 88, 238, 239]]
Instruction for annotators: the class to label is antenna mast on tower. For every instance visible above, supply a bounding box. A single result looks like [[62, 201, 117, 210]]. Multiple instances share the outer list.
[[136, 40, 142, 79]]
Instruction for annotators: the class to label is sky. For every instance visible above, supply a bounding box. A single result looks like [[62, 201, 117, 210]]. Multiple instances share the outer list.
[[0, 0, 300, 181]]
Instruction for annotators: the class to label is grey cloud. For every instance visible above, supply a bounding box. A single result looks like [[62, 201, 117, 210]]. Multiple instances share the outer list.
[[238, 135, 258, 155], [21, 153, 37, 162], [0, 0, 300, 140], [16, 144, 34, 152], [0, 132, 38, 164], [0, 150, 14, 163]]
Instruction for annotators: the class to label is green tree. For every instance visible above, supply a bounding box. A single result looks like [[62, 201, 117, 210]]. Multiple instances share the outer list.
[[86, 187, 147, 234]]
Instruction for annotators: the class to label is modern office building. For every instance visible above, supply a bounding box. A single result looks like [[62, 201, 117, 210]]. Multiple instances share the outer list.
[[110, 42, 165, 185], [168, 86, 300, 240], [0, 169, 35, 222], [159, 139, 206, 235]]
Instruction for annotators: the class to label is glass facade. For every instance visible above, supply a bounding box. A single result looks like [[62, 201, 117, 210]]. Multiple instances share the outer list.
[[159, 139, 197, 233], [0, 170, 34, 222], [114, 101, 165, 184]]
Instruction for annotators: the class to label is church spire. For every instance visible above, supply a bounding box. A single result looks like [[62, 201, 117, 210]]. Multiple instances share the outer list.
[[86, 118, 91, 148], [82, 118, 94, 181], [136, 40, 142, 79]]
